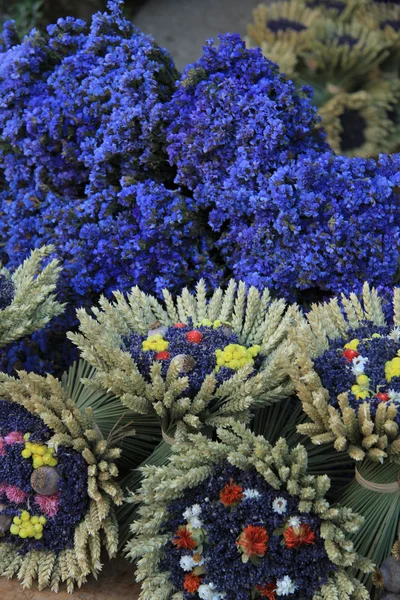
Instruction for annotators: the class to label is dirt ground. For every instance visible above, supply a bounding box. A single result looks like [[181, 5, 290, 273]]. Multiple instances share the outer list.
[[0, 558, 141, 600]]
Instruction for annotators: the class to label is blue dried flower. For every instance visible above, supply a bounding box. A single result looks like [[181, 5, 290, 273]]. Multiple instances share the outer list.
[[0, 276, 14, 310]]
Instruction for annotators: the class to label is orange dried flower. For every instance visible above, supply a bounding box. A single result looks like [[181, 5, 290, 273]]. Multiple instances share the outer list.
[[220, 478, 244, 507], [172, 525, 196, 551], [284, 523, 315, 549], [184, 572, 202, 593], [236, 524, 269, 558], [256, 582, 277, 599]]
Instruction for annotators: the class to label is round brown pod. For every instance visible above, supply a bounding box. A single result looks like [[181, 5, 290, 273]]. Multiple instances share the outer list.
[[382, 556, 400, 594], [170, 354, 196, 373], [30, 466, 60, 496], [0, 503, 12, 536]]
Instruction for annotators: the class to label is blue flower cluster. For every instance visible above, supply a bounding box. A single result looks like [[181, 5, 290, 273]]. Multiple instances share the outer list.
[[1, 0, 400, 374], [0, 401, 89, 554], [161, 463, 334, 600], [0, 2, 219, 373], [165, 34, 326, 199], [212, 151, 400, 302], [314, 323, 400, 425]]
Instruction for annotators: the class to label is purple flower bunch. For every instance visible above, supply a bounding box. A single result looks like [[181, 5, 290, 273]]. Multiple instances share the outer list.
[[210, 150, 400, 302], [0, 1, 219, 373], [0, 401, 88, 554], [161, 463, 334, 600]]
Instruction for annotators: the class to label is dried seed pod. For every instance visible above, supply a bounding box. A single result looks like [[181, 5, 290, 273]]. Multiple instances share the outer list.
[[170, 354, 196, 373], [221, 324, 233, 337], [30, 466, 60, 496], [0, 504, 11, 536], [382, 556, 400, 593], [148, 325, 167, 337]]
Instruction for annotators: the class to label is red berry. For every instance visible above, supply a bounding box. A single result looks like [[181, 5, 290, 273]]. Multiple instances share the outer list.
[[156, 351, 170, 360], [377, 392, 390, 403], [174, 322, 186, 328], [342, 349, 359, 362], [185, 330, 203, 344]]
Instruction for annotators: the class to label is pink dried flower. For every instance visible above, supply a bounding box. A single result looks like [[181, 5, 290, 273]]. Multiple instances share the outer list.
[[5, 485, 28, 504], [0, 438, 5, 456], [34, 493, 60, 517], [4, 431, 24, 445]]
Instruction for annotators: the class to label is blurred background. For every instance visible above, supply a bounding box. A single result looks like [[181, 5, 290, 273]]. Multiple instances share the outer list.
[[0, 0, 261, 69], [1, 0, 400, 157]]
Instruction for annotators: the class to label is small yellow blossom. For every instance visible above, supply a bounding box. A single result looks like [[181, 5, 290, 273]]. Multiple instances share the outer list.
[[385, 356, 400, 383], [196, 319, 231, 329], [215, 344, 261, 372], [142, 334, 169, 353], [351, 374, 371, 400], [344, 339, 359, 351]]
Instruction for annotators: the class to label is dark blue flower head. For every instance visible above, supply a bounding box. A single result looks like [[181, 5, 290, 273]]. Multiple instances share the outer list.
[[166, 33, 327, 195], [0, 3, 221, 374], [0, 275, 14, 310], [212, 151, 400, 302]]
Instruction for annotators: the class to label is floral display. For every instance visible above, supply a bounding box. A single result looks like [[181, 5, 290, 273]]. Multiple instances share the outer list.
[[247, 0, 400, 157], [68, 280, 296, 439], [0, 1, 217, 374], [200, 149, 400, 302], [288, 283, 400, 594], [2, 1, 400, 378], [128, 424, 371, 600], [0, 371, 123, 592], [2, 0, 400, 597], [68, 279, 297, 549], [288, 283, 400, 462]]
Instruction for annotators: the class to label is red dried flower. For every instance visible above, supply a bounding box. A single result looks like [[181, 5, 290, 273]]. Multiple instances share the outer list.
[[220, 478, 244, 506], [237, 524, 269, 558], [174, 322, 186, 328], [284, 523, 316, 549], [155, 351, 170, 360], [256, 582, 277, 599], [186, 330, 203, 344], [184, 572, 202, 593], [377, 392, 390, 403], [342, 349, 359, 362], [172, 525, 196, 551]]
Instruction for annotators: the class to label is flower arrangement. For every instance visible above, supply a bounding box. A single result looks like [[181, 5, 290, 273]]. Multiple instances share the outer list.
[[68, 280, 295, 440], [0, 370, 123, 592], [247, 0, 400, 157], [0, 2, 327, 374], [288, 283, 400, 594], [128, 423, 371, 600]]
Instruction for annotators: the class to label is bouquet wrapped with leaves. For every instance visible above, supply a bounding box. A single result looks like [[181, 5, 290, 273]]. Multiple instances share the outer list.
[[288, 283, 400, 595], [0, 245, 63, 348], [129, 423, 371, 600], [0, 371, 123, 592], [69, 280, 295, 439], [247, 0, 400, 157]]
